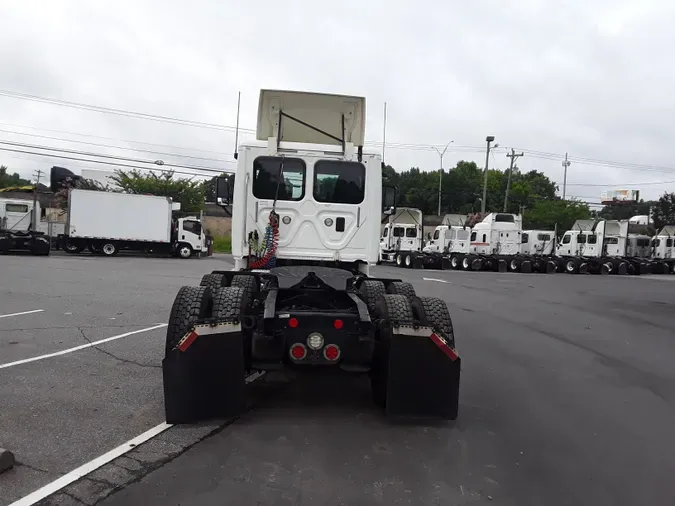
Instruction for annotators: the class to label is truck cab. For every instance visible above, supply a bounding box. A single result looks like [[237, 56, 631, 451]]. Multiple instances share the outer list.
[[557, 220, 625, 258], [173, 217, 205, 257], [469, 213, 521, 255], [652, 226, 675, 259], [230, 90, 386, 274], [521, 230, 555, 256], [0, 198, 36, 232]]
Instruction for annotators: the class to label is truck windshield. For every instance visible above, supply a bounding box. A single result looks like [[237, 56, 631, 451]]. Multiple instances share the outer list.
[[313, 160, 365, 204], [253, 157, 305, 201]]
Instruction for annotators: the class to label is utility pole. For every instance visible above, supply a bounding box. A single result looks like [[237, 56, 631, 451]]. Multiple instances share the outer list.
[[433, 141, 454, 216], [32, 169, 44, 231], [503, 148, 524, 212], [481, 136, 495, 213], [562, 153, 571, 199]]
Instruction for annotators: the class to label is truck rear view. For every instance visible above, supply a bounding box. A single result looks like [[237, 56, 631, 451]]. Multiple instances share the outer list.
[[161, 89, 462, 424]]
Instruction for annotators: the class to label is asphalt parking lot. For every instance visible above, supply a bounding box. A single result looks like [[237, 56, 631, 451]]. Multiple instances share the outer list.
[[1, 254, 674, 506]]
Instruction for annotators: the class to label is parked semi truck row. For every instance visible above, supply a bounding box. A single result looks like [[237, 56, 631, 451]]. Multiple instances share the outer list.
[[379, 209, 675, 275]]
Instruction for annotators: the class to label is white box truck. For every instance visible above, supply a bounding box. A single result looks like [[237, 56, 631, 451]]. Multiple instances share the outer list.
[[59, 189, 205, 258]]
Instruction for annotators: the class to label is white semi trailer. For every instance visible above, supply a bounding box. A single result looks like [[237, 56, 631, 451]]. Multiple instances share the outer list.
[[58, 189, 205, 258]]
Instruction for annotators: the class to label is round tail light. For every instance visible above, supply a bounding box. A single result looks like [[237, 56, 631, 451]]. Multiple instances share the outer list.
[[290, 343, 307, 360], [324, 344, 340, 361]]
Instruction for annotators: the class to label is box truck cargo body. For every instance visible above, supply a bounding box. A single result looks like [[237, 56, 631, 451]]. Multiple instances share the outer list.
[[60, 189, 204, 258]]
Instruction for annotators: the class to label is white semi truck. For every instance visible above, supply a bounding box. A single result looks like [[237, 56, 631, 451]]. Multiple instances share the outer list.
[[378, 208, 423, 267], [58, 189, 205, 258], [161, 89, 461, 424], [0, 197, 51, 255]]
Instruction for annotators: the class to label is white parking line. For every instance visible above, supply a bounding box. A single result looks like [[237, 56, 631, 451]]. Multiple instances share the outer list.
[[0, 309, 45, 319], [0, 323, 168, 369], [8, 371, 266, 506], [423, 277, 450, 283]]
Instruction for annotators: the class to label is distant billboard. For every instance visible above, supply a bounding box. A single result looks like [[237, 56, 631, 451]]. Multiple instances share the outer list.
[[600, 189, 640, 205]]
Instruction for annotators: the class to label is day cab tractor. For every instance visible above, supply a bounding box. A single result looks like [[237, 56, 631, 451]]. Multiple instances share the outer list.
[[162, 89, 461, 423]]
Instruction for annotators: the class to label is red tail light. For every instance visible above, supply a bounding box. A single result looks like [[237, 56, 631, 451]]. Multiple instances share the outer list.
[[324, 344, 340, 361], [288, 317, 299, 328], [333, 319, 344, 329], [290, 343, 307, 360]]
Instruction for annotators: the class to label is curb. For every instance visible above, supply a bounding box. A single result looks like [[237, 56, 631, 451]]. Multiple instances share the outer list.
[[0, 447, 15, 473]]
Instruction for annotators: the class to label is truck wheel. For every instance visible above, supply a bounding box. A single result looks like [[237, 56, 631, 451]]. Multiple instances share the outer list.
[[165, 286, 212, 356], [404, 254, 412, 268], [101, 242, 119, 257], [374, 294, 414, 326], [359, 280, 386, 311], [200, 273, 225, 290], [231, 275, 259, 294], [63, 240, 84, 254], [564, 258, 578, 274], [450, 255, 459, 270], [411, 296, 455, 348], [386, 281, 416, 299], [509, 258, 521, 273], [395, 253, 403, 267], [88, 243, 103, 255], [212, 286, 252, 318], [461, 256, 471, 270], [177, 244, 193, 259], [30, 238, 51, 256]]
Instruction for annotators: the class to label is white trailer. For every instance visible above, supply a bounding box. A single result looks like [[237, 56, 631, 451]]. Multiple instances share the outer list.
[[0, 197, 51, 255], [60, 189, 205, 258]]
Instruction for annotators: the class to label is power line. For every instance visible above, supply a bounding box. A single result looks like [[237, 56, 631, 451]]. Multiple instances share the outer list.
[[2, 89, 675, 177], [0, 146, 225, 179], [0, 127, 237, 164], [0, 140, 229, 174]]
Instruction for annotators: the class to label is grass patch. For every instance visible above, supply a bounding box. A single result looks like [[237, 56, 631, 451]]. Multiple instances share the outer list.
[[212, 235, 232, 253]]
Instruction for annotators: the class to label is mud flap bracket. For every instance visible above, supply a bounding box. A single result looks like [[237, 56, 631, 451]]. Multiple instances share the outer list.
[[384, 325, 461, 420], [163, 322, 246, 424]]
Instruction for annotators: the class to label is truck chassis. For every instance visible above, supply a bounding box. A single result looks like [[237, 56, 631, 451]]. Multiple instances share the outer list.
[[162, 265, 461, 423], [0, 230, 51, 256]]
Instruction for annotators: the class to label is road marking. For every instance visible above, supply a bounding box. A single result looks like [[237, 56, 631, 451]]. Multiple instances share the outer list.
[[423, 277, 450, 283], [8, 371, 266, 506], [0, 309, 45, 319], [0, 323, 168, 369]]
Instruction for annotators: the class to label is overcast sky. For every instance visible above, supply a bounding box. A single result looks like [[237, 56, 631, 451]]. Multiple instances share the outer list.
[[1, 0, 674, 208]]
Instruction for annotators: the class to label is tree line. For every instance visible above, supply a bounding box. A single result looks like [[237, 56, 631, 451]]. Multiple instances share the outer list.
[[2, 162, 675, 234]]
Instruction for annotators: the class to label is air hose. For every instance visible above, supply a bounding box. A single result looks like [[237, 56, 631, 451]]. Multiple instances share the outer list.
[[250, 211, 279, 269]]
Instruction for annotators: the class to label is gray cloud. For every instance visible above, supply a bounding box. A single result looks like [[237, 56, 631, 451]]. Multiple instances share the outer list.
[[1, 0, 674, 206]]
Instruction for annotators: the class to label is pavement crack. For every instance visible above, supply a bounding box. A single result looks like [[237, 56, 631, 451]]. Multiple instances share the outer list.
[[16, 461, 51, 474], [77, 327, 160, 369], [61, 490, 87, 505]]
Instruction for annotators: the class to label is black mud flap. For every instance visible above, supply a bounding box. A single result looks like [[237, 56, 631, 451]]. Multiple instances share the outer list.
[[441, 257, 451, 270], [520, 260, 532, 273], [412, 256, 425, 269], [385, 326, 460, 420], [163, 324, 246, 424], [546, 260, 557, 274], [498, 259, 507, 273]]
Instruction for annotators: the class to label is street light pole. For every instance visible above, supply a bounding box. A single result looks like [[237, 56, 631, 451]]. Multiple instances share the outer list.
[[562, 152, 571, 199], [433, 141, 453, 216], [481, 136, 495, 213]]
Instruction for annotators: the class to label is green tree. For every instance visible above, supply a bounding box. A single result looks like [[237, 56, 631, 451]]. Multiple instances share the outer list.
[[652, 192, 675, 231], [110, 170, 205, 212], [523, 198, 591, 232], [598, 200, 656, 221], [0, 165, 31, 189]]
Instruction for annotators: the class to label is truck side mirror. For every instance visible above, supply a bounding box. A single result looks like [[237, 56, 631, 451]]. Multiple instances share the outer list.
[[216, 175, 234, 205], [382, 185, 397, 215]]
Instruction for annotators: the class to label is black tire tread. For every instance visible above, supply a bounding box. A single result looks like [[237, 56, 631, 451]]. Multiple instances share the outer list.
[[230, 275, 258, 294], [375, 294, 414, 325], [417, 296, 455, 347], [200, 273, 225, 290], [165, 286, 211, 355], [359, 280, 386, 311], [386, 281, 416, 299], [212, 286, 250, 318]]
